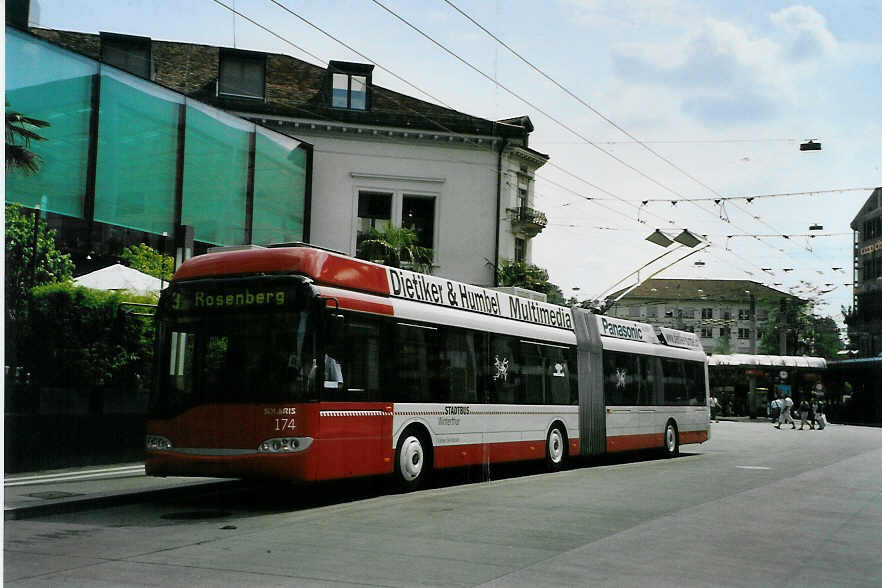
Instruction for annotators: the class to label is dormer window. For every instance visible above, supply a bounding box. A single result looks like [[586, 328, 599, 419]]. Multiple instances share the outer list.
[[100, 32, 152, 79], [219, 49, 265, 100], [328, 61, 373, 111], [332, 73, 366, 109]]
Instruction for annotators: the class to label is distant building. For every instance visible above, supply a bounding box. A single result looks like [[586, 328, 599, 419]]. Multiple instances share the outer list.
[[26, 21, 548, 286], [848, 187, 882, 357], [608, 279, 805, 355]]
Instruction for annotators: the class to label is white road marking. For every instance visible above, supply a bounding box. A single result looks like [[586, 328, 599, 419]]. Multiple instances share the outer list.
[[736, 465, 772, 470]]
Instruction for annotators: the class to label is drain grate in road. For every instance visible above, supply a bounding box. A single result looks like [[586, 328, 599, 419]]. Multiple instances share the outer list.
[[161, 510, 231, 520], [25, 491, 85, 500]]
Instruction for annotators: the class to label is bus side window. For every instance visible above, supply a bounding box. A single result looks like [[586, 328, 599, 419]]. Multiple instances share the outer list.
[[603, 351, 639, 405], [444, 328, 480, 404], [636, 354, 658, 406], [343, 317, 382, 401], [661, 358, 689, 405], [545, 345, 573, 405], [489, 335, 518, 404], [683, 361, 706, 405], [568, 347, 579, 405], [392, 322, 441, 403], [519, 341, 546, 404]]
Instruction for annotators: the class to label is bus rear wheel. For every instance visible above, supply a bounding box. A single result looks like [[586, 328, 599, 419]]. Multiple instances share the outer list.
[[395, 428, 432, 491], [545, 425, 567, 472], [663, 420, 679, 458]]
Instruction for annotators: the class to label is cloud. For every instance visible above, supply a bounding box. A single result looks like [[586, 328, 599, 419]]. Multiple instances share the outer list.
[[607, 7, 839, 126], [770, 5, 838, 61]]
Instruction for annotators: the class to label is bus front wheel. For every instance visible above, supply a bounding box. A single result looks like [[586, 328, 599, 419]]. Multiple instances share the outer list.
[[395, 428, 432, 491], [545, 424, 567, 472], [663, 421, 679, 458]]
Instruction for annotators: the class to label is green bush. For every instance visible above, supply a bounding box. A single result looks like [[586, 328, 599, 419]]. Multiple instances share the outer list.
[[22, 283, 156, 393]]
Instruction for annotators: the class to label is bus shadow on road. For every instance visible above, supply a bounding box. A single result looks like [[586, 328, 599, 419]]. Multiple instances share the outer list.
[[155, 450, 702, 520]]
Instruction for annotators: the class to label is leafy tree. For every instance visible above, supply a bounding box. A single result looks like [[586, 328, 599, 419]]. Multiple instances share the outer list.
[[5, 103, 50, 175], [495, 258, 566, 305], [758, 299, 843, 358], [356, 225, 433, 274], [120, 243, 174, 280], [5, 203, 74, 322], [802, 314, 844, 359], [713, 333, 732, 354]]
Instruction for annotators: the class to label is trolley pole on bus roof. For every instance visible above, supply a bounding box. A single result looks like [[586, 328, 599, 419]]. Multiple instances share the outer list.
[[592, 229, 709, 314]]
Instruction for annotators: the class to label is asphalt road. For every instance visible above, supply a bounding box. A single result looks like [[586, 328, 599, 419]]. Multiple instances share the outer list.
[[4, 421, 881, 587]]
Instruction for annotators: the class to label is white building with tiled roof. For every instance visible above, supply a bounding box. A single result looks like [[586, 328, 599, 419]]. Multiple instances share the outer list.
[[608, 279, 805, 355]]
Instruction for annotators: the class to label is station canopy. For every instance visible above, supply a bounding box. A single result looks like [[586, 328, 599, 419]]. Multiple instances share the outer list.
[[708, 354, 827, 369]]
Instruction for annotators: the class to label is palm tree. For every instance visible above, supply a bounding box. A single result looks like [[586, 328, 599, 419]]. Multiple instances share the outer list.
[[356, 225, 434, 274], [6, 103, 50, 175]]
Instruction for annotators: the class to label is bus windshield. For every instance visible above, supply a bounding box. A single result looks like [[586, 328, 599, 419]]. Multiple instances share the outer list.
[[150, 278, 317, 418]]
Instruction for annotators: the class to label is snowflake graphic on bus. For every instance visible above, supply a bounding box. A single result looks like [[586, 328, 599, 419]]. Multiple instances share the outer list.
[[616, 368, 627, 389], [493, 355, 509, 382]]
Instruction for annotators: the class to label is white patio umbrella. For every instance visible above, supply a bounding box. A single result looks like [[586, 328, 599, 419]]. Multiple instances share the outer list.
[[73, 264, 163, 296]]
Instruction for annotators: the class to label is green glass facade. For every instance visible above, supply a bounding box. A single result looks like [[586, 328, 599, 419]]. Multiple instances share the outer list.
[[5, 28, 96, 218], [5, 27, 309, 248], [95, 70, 181, 236], [253, 128, 307, 245], [181, 103, 251, 246]]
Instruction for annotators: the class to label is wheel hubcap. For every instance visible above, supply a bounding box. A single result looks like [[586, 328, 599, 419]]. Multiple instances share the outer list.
[[548, 429, 563, 463], [399, 436, 423, 481]]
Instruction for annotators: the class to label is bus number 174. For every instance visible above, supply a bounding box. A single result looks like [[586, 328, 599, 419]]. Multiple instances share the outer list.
[[274, 419, 296, 432]]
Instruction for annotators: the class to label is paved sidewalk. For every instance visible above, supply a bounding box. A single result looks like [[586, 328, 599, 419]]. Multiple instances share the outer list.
[[3, 462, 231, 519]]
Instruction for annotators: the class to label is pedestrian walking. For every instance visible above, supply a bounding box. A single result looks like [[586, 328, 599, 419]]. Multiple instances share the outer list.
[[770, 395, 782, 424], [798, 399, 813, 430], [710, 393, 720, 423], [810, 399, 819, 429], [816, 401, 827, 430], [776, 394, 795, 429]]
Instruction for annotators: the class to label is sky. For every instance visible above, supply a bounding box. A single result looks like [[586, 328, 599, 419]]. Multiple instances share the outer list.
[[23, 0, 882, 329]]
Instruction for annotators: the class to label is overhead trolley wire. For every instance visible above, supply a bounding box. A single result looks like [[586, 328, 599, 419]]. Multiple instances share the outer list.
[[436, 0, 839, 270], [215, 0, 836, 293]]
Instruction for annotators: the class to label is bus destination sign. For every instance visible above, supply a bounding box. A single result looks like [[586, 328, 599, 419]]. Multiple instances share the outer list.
[[171, 287, 290, 312], [387, 267, 574, 331]]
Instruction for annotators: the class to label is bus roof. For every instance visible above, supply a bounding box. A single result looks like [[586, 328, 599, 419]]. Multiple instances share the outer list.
[[174, 245, 704, 350], [173, 245, 575, 332]]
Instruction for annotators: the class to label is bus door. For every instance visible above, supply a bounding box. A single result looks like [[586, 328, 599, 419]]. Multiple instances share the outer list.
[[316, 308, 390, 479], [573, 308, 606, 456]]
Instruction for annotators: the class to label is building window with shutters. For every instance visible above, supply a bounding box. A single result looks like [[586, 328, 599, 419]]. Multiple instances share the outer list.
[[100, 32, 152, 79], [218, 49, 265, 99]]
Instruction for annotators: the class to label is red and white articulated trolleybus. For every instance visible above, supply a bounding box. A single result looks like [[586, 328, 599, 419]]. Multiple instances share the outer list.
[[146, 244, 709, 490]]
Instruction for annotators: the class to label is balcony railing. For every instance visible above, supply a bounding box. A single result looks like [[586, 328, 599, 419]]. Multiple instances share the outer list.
[[508, 206, 548, 238]]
